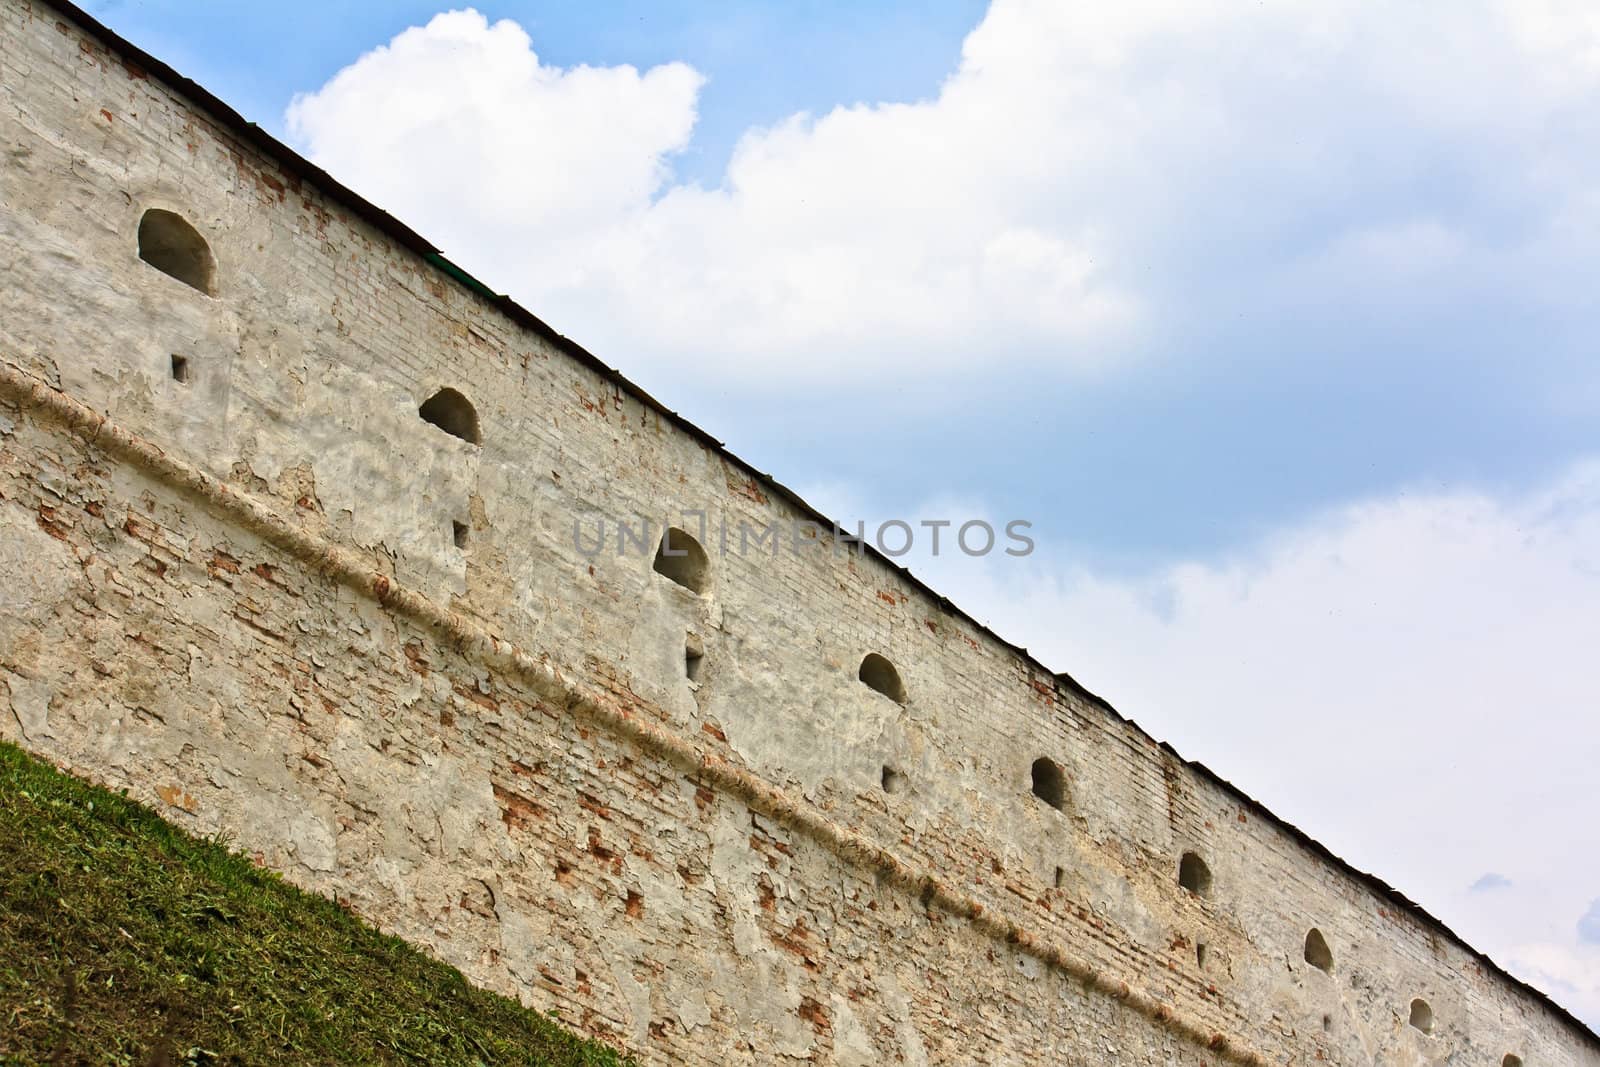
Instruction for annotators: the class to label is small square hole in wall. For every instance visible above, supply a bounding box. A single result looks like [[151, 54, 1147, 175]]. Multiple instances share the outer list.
[[452, 520, 469, 549], [1196, 942, 1209, 970], [1053, 866, 1066, 889], [170, 354, 190, 384], [684, 636, 704, 682], [881, 766, 905, 794]]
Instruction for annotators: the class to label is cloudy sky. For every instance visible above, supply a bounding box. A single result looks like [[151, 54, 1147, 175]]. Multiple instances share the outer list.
[[92, 0, 1600, 1027]]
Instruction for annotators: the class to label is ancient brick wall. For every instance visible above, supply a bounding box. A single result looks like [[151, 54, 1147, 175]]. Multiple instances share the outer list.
[[1, 2, 1594, 1063]]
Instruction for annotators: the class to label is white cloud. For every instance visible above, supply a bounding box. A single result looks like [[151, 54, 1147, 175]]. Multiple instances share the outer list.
[[877, 460, 1600, 1027], [286, 11, 703, 255], [284, 2, 1600, 387]]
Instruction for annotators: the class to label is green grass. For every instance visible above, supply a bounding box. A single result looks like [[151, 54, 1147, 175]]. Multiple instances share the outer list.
[[0, 742, 630, 1066]]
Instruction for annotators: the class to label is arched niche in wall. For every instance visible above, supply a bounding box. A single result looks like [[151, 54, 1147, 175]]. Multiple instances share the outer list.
[[138, 208, 216, 295], [418, 387, 481, 445], [1409, 998, 1434, 1035], [858, 653, 906, 704], [653, 527, 709, 594], [1030, 757, 1067, 811], [1178, 851, 1213, 899], [1304, 928, 1333, 973]]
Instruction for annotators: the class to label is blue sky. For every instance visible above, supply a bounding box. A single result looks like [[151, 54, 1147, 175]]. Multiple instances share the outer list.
[[86, 2, 985, 189], [87, 0, 1600, 1025]]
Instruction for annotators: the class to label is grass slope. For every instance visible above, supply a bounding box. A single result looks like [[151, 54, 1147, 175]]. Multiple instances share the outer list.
[[0, 742, 630, 1066]]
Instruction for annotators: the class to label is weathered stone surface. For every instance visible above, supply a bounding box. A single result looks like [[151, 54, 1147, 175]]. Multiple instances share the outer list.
[[1, 2, 1595, 1064]]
